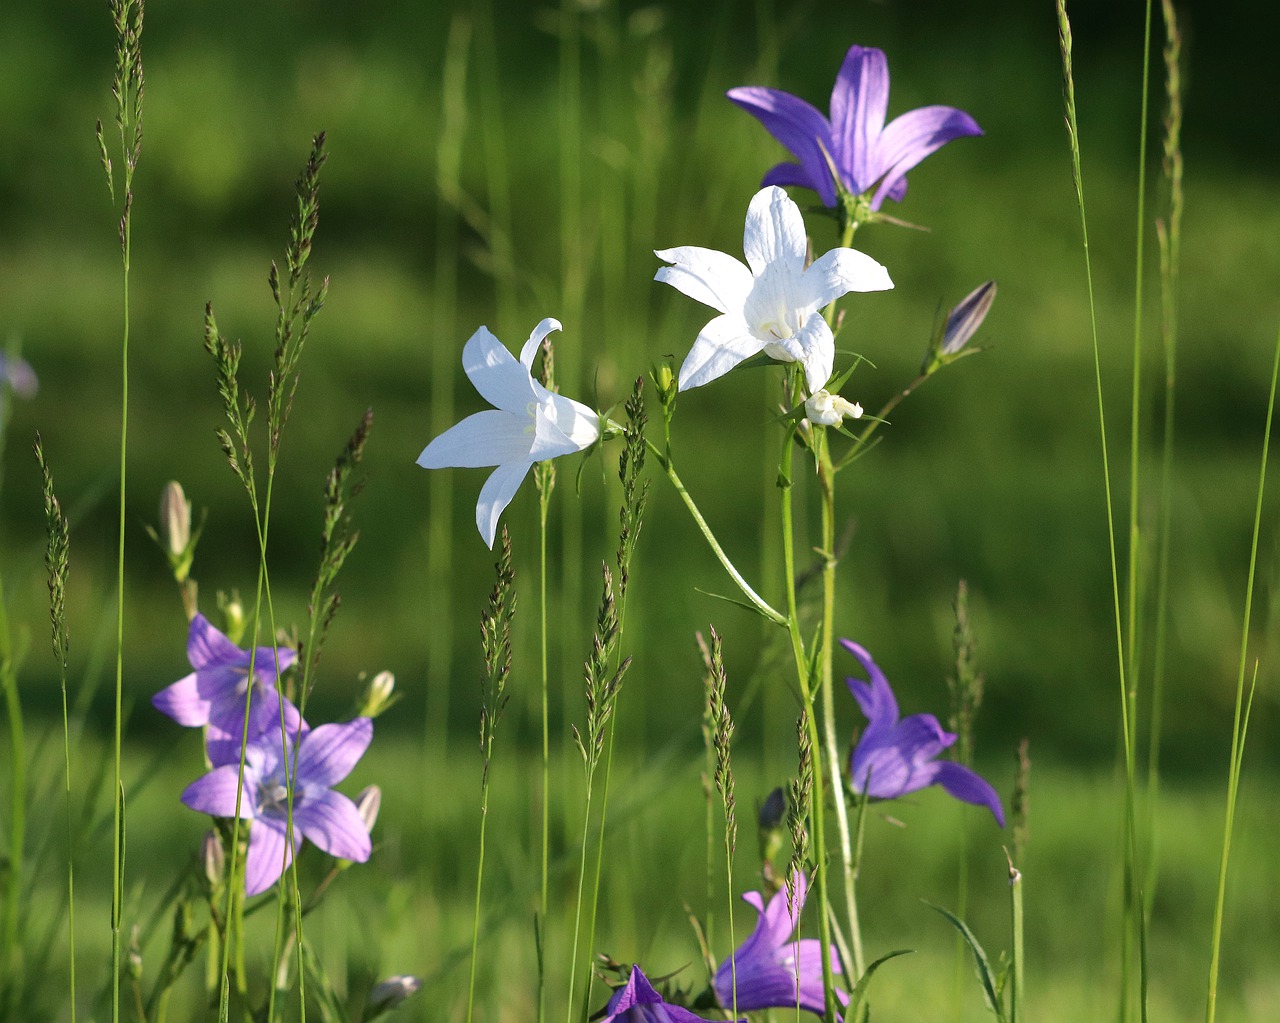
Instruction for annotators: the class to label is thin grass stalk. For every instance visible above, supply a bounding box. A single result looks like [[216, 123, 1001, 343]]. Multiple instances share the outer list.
[[1205, 324, 1280, 1023], [1122, 7, 1157, 1014], [704, 627, 739, 1020], [36, 437, 75, 1023], [566, 565, 629, 1021], [101, 5, 145, 1018], [1008, 856, 1024, 1023], [1055, 6, 1146, 1018], [468, 530, 516, 1023], [0, 575, 24, 1006], [426, 10, 471, 775], [580, 383, 649, 1022], [1147, 0, 1184, 833]]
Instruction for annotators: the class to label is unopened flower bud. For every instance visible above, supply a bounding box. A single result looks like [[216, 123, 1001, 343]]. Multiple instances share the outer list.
[[218, 591, 245, 646], [366, 975, 422, 1018], [159, 481, 191, 560], [924, 280, 996, 373], [804, 389, 863, 428], [356, 785, 382, 834], [758, 786, 786, 871], [359, 670, 397, 718], [202, 830, 225, 887]]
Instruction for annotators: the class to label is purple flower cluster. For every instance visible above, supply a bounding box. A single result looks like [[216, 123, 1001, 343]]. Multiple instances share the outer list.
[[153, 614, 373, 895]]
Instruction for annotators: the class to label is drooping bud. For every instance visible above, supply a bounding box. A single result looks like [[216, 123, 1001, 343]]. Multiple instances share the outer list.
[[366, 975, 422, 1018], [804, 389, 864, 428], [359, 671, 397, 718]]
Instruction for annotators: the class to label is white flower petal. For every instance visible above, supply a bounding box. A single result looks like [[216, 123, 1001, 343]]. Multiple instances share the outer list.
[[765, 313, 835, 393], [462, 326, 538, 413], [534, 393, 600, 459], [742, 186, 808, 279], [417, 410, 534, 469], [677, 314, 767, 390], [518, 317, 563, 370], [476, 461, 534, 548], [805, 247, 894, 308], [653, 247, 753, 315]]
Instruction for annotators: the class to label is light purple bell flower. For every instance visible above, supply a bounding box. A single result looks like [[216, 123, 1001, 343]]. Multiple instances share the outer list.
[[842, 639, 1004, 825], [180, 717, 374, 896], [152, 612, 301, 765]]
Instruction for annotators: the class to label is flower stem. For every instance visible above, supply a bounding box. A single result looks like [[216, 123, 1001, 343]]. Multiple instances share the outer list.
[[648, 439, 785, 626], [537, 482, 551, 1023], [778, 428, 839, 1022], [816, 433, 864, 979]]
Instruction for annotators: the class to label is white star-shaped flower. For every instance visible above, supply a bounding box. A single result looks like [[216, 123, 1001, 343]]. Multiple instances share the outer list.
[[655, 185, 893, 393], [417, 318, 600, 548]]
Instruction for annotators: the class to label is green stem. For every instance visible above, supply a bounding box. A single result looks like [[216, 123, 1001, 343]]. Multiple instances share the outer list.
[[779, 429, 839, 1022], [815, 435, 864, 979], [537, 485, 551, 1023], [1009, 858, 1024, 1023], [648, 439, 785, 626], [0, 577, 23, 999], [465, 779, 492, 1023], [1206, 324, 1280, 1023]]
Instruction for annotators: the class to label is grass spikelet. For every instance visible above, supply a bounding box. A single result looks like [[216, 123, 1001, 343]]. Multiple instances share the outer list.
[[467, 526, 516, 1023], [787, 710, 813, 884], [301, 407, 373, 694]]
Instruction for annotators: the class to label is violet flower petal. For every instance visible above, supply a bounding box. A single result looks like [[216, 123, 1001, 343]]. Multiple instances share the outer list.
[[726, 86, 839, 206], [294, 789, 373, 862], [869, 105, 983, 210], [934, 761, 1007, 826], [181, 763, 254, 819], [828, 44, 890, 193], [245, 816, 297, 897], [296, 718, 373, 787]]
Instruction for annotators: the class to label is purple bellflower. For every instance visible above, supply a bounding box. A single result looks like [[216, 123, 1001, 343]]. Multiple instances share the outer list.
[[181, 717, 374, 896], [602, 966, 728, 1023], [728, 44, 982, 212], [842, 638, 1005, 825], [714, 872, 845, 1018], [153, 613, 301, 764]]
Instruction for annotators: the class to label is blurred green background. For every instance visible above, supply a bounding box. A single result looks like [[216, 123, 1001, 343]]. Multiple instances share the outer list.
[[2, 0, 1279, 1019]]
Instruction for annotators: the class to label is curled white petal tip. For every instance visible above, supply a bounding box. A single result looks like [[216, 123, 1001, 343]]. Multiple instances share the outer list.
[[805, 389, 864, 427]]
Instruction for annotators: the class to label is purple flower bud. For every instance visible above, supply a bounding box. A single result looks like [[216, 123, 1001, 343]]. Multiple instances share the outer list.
[[941, 280, 997, 357]]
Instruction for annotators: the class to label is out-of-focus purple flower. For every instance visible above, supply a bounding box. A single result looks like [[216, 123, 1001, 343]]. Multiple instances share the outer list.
[[713, 872, 844, 1018], [180, 717, 374, 896], [602, 966, 727, 1023], [728, 45, 982, 212], [366, 975, 422, 1018], [152, 613, 301, 765], [841, 639, 1004, 825]]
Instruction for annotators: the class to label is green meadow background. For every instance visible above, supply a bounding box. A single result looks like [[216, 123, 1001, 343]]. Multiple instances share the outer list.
[[1, 0, 1279, 1019]]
